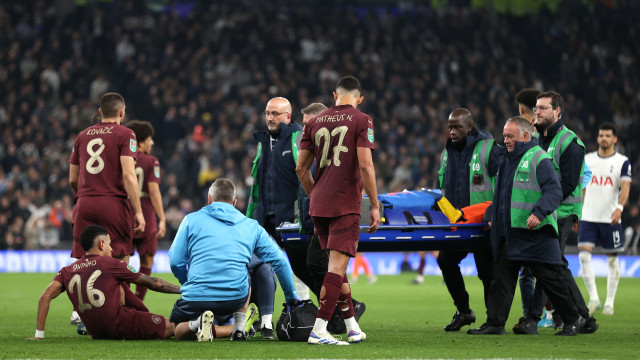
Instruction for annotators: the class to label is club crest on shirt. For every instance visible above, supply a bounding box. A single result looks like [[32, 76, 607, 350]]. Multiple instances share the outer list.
[[154, 165, 160, 178], [367, 128, 374, 143], [130, 139, 137, 152], [151, 315, 162, 324]]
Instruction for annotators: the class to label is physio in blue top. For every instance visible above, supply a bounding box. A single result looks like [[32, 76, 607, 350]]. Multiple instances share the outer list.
[[168, 177, 299, 341]]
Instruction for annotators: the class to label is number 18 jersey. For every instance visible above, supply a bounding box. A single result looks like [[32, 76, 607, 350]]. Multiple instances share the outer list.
[[69, 122, 137, 198], [300, 104, 375, 217]]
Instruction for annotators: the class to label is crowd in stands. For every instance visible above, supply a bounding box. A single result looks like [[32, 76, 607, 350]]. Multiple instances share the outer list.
[[1, 0, 638, 250]]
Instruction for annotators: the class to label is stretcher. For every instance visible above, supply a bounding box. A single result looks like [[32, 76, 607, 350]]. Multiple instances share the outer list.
[[276, 223, 489, 252], [279, 190, 491, 252]]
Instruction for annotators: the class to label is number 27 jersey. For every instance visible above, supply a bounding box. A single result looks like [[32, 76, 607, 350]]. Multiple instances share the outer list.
[[69, 123, 137, 198], [300, 104, 375, 217]]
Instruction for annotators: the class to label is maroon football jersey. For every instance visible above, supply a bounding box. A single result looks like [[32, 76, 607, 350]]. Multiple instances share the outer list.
[[133, 152, 161, 237], [300, 104, 375, 217], [54, 255, 142, 338], [69, 123, 137, 198]]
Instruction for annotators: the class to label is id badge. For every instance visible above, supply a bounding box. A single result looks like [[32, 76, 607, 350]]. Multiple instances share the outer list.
[[472, 173, 483, 185], [515, 171, 530, 183]]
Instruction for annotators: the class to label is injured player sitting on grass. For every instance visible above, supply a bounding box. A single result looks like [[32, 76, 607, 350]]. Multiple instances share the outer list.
[[30, 224, 257, 341]]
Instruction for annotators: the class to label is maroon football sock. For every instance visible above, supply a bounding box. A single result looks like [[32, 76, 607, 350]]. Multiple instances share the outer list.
[[417, 257, 426, 275], [317, 272, 344, 321], [337, 275, 355, 319], [135, 266, 152, 301]]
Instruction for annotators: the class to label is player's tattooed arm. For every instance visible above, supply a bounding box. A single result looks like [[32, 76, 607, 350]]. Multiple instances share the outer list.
[[136, 274, 181, 294]]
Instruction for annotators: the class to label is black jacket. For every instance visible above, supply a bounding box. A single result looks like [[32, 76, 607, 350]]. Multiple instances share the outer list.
[[489, 140, 563, 264], [252, 122, 303, 228], [440, 128, 500, 208]]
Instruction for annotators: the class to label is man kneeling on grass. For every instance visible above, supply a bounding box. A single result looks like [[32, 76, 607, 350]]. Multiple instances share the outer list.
[[168, 178, 300, 342], [31, 224, 238, 340]]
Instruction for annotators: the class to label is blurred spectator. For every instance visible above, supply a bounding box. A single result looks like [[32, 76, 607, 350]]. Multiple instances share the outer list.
[[0, 1, 639, 251]]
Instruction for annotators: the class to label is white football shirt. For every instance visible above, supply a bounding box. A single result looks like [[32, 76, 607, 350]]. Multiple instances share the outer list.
[[582, 151, 631, 223]]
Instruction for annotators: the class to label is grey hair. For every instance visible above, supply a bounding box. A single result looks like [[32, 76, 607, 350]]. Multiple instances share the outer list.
[[301, 103, 328, 116], [208, 178, 236, 203], [506, 116, 534, 137]]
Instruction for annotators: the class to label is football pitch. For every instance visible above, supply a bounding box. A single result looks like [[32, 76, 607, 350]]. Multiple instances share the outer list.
[[1, 272, 638, 359]]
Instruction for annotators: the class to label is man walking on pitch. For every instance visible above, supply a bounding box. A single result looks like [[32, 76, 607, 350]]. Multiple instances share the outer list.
[[579, 123, 631, 316], [437, 108, 498, 332], [468, 117, 589, 336], [297, 75, 380, 345]]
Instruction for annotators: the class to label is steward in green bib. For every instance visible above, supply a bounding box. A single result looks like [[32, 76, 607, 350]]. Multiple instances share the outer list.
[[469, 116, 596, 336], [535, 91, 586, 237], [436, 108, 500, 333], [489, 117, 561, 265], [527, 91, 593, 326]]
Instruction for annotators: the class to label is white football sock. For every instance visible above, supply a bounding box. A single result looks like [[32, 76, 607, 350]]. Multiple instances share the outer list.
[[233, 312, 246, 333], [547, 309, 554, 320], [579, 250, 599, 302], [261, 314, 273, 329], [605, 255, 620, 307], [70, 310, 81, 325], [189, 316, 201, 332], [312, 318, 328, 334], [344, 316, 360, 332]]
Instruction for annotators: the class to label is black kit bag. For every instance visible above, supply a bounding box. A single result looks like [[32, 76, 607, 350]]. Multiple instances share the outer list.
[[276, 299, 318, 341]]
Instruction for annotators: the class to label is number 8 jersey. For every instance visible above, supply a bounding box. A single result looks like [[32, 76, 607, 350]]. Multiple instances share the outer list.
[[69, 123, 138, 198], [300, 104, 375, 217]]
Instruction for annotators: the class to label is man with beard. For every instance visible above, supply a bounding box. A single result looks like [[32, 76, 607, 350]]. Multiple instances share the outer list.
[[512, 91, 597, 334], [468, 117, 588, 336], [578, 123, 631, 316]]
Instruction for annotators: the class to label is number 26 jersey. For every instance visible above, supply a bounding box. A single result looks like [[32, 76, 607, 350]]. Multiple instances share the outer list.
[[54, 255, 143, 333], [300, 104, 375, 217], [69, 123, 137, 198]]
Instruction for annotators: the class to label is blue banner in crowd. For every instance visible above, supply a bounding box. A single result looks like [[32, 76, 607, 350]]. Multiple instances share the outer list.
[[0, 250, 174, 274], [1, 250, 640, 277]]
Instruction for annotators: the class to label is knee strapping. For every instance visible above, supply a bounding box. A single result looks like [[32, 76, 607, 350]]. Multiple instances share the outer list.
[[606, 255, 620, 276], [579, 250, 592, 265]]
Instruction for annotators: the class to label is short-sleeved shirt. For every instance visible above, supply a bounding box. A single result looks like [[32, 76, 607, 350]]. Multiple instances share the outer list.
[[133, 152, 161, 238], [54, 254, 142, 338], [300, 104, 375, 217], [69, 123, 137, 198], [582, 151, 631, 223]]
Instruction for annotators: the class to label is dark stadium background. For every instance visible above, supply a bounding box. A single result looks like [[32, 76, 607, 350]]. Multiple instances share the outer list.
[[0, 0, 638, 253]]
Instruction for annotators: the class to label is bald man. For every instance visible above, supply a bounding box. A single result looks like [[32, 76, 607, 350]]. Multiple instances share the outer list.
[[246, 97, 314, 334], [437, 108, 500, 332], [248, 97, 298, 231]]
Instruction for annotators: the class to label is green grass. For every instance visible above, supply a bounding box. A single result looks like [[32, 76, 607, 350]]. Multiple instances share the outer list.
[[1, 272, 639, 359]]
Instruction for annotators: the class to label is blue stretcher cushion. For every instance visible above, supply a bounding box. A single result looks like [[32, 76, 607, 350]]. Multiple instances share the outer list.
[[372, 189, 442, 211], [384, 208, 451, 225]]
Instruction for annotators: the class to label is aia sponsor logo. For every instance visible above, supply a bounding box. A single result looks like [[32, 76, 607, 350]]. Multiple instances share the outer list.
[[590, 176, 614, 186]]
